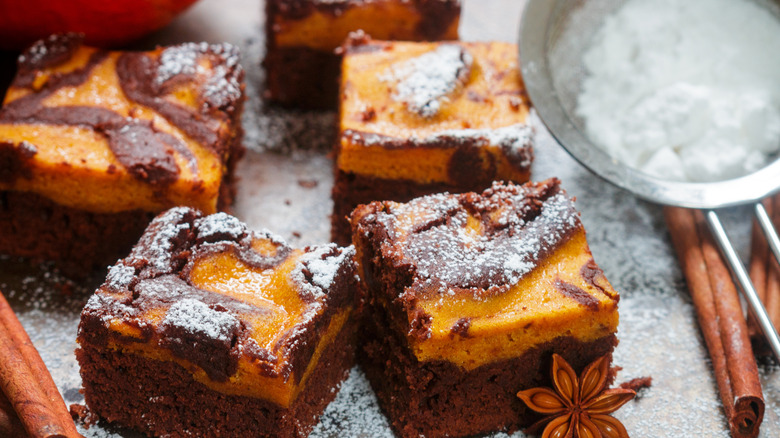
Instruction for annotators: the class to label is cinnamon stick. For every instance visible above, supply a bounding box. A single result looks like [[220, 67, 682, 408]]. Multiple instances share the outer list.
[[748, 194, 780, 346], [0, 291, 81, 438], [665, 207, 764, 438], [0, 391, 26, 437]]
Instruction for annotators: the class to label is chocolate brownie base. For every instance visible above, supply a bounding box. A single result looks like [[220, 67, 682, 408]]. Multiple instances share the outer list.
[[217, 106, 246, 212], [358, 299, 618, 438], [332, 170, 493, 245], [0, 165, 240, 276], [0, 191, 155, 275], [263, 46, 341, 109], [77, 315, 357, 438]]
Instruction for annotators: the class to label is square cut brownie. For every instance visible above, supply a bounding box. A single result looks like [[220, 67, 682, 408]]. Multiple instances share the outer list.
[[350, 179, 620, 438], [0, 34, 245, 272], [332, 38, 534, 244], [77, 207, 358, 437], [264, 0, 460, 108]]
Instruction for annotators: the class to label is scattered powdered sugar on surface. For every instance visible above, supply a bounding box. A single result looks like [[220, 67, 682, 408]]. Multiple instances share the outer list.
[[241, 36, 335, 153], [144, 221, 190, 271], [381, 44, 473, 117], [343, 130, 387, 146], [162, 298, 239, 343], [577, 0, 780, 182], [310, 367, 394, 438]]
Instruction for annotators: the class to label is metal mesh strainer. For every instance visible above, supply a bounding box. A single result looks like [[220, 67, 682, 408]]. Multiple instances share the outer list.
[[519, 0, 780, 360]]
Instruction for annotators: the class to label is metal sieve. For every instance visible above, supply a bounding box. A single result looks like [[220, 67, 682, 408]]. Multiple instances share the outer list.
[[519, 0, 780, 360]]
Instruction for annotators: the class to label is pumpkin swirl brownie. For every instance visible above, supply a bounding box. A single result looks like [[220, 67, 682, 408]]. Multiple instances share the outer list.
[[0, 34, 245, 272], [332, 38, 534, 244], [76, 207, 358, 437], [264, 0, 460, 108], [350, 179, 620, 438]]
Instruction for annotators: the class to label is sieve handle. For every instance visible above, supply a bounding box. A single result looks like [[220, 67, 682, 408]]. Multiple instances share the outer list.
[[755, 203, 780, 276], [705, 209, 780, 361]]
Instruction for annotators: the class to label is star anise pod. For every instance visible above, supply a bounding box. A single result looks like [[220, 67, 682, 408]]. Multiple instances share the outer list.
[[517, 354, 636, 438]]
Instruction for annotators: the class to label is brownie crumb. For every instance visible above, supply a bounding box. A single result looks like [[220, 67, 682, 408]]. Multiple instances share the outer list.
[[359, 106, 377, 121], [509, 96, 522, 111], [467, 90, 485, 103], [620, 376, 653, 396], [449, 317, 471, 338], [298, 179, 319, 189], [57, 281, 74, 296], [69, 403, 98, 429]]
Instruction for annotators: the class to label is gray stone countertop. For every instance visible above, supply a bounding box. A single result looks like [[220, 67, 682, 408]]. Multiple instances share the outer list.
[[1, 0, 778, 436]]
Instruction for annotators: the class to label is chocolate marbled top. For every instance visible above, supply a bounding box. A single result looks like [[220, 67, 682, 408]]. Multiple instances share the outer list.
[[0, 34, 244, 187], [352, 179, 581, 300], [79, 207, 356, 383]]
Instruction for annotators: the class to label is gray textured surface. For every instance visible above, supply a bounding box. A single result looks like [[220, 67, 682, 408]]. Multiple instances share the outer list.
[[0, 0, 779, 436]]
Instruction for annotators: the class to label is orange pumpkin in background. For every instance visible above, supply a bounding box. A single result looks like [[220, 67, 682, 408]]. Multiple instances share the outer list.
[[0, 0, 200, 49]]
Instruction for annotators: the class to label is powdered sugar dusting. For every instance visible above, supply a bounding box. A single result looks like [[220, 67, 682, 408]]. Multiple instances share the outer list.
[[162, 298, 239, 343], [156, 42, 243, 111], [252, 228, 290, 248], [434, 123, 534, 149], [19, 38, 52, 65], [202, 43, 243, 110], [17, 34, 80, 69], [291, 244, 355, 302], [104, 262, 135, 291], [394, 190, 580, 296], [5, 5, 776, 437], [309, 245, 355, 290], [156, 43, 207, 84], [347, 123, 534, 165], [382, 44, 473, 117], [195, 212, 246, 242], [83, 293, 135, 325], [576, 0, 780, 182], [430, 123, 535, 167], [136, 207, 194, 272]]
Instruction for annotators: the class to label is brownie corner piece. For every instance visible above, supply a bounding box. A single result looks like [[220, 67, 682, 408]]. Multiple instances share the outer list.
[[350, 180, 620, 437], [0, 36, 246, 272], [77, 207, 358, 437]]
